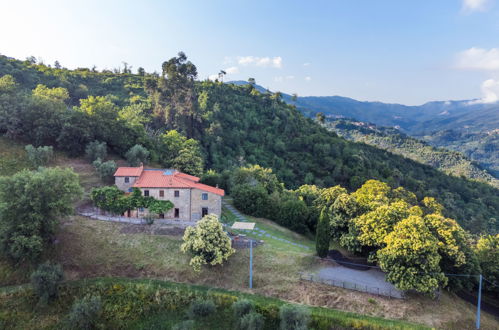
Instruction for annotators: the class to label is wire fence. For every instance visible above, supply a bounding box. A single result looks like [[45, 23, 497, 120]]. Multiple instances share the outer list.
[[298, 272, 405, 299]]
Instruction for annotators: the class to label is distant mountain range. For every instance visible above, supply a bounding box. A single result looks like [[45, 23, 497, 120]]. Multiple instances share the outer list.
[[228, 81, 499, 178]]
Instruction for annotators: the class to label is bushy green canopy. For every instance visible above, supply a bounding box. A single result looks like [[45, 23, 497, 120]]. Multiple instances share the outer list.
[[181, 214, 235, 272], [0, 167, 82, 262]]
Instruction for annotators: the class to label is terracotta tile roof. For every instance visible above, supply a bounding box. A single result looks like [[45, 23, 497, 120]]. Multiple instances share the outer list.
[[119, 168, 224, 196], [114, 165, 144, 177], [176, 172, 200, 182]]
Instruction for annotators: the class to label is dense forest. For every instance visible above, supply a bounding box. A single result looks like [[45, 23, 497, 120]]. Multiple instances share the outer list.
[[0, 53, 498, 234], [323, 118, 498, 187], [419, 128, 499, 178]]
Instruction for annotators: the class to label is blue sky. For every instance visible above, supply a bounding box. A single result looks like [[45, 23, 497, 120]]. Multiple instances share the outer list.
[[1, 0, 499, 105]]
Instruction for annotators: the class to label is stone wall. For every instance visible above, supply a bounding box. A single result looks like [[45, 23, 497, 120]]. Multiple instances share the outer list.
[[137, 188, 192, 220], [190, 189, 222, 221], [124, 187, 222, 221], [115, 176, 138, 192]]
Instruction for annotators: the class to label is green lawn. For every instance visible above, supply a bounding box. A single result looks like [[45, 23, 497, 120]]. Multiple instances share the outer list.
[[222, 201, 315, 253]]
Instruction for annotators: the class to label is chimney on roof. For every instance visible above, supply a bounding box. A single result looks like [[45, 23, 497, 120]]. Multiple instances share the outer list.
[[216, 184, 219, 188], [139, 162, 143, 168]]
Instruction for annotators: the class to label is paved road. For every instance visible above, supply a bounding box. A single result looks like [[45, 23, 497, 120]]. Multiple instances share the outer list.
[[316, 266, 403, 298]]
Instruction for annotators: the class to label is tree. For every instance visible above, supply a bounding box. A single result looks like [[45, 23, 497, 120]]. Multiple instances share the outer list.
[[0, 167, 82, 262], [30, 262, 64, 304], [377, 215, 447, 295], [25, 145, 54, 167], [137, 67, 145, 76], [92, 158, 117, 183], [159, 130, 204, 176], [125, 144, 150, 166], [85, 140, 107, 162], [315, 112, 325, 124], [230, 165, 284, 195], [277, 198, 309, 233], [218, 70, 226, 82], [146, 52, 200, 138], [181, 214, 235, 272], [315, 209, 330, 257], [232, 184, 270, 217], [475, 234, 499, 294], [354, 201, 410, 248]]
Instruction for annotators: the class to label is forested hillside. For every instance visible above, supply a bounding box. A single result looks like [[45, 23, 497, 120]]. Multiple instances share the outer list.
[[0, 54, 498, 233], [324, 118, 498, 187]]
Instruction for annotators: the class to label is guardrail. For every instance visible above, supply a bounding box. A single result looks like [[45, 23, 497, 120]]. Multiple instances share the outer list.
[[298, 272, 405, 299]]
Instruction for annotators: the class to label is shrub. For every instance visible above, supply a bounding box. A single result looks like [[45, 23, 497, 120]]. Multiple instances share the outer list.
[[172, 320, 195, 330], [125, 144, 150, 166], [25, 144, 54, 167], [30, 262, 64, 304], [186, 300, 216, 319], [92, 158, 117, 183], [85, 140, 107, 162], [279, 305, 310, 330], [65, 295, 102, 330], [233, 299, 254, 319], [239, 312, 265, 330], [144, 214, 155, 225]]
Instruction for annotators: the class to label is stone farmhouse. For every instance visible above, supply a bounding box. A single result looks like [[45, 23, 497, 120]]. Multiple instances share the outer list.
[[113, 165, 224, 221]]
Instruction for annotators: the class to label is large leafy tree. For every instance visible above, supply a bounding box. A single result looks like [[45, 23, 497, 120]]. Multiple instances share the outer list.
[[159, 130, 204, 176], [0, 167, 83, 262], [377, 215, 447, 295], [146, 52, 200, 138], [475, 234, 499, 294], [181, 214, 235, 272]]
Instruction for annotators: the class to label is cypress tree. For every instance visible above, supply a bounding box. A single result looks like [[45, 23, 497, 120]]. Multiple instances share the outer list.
[[315, 208, 331, 258]]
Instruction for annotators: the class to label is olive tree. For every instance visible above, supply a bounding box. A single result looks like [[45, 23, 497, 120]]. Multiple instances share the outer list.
[[25, 144, 54, 167], [125, 144, 150, 166], [0, 167, 82, 262]]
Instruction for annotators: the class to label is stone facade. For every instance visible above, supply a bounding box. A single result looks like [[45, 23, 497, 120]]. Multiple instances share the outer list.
[[132, 187, 222, 221], [115, 176, 138, 192], [113, 169, 223, 221]]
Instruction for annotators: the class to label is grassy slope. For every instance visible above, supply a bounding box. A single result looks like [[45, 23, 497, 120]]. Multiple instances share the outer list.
[[0, 278, 427, 330], [0, 137, 497, 329]]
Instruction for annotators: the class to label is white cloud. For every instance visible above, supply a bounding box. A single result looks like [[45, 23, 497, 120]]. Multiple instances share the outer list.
[[305, 76, 312, 81], [237, 56, 282, 68], [471, 78, 499, 103], [225, 66, 239, 74], [456, 47, 499, 70], [208, 74, 219, 81], [303, 62, 311, 66], [462, 0, 492, 12]]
